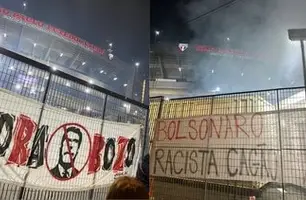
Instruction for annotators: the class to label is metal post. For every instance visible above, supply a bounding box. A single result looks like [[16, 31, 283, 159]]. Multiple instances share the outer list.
[[300, 40, 306, 93], [132, 66, 138, 100], [203, 97, 214, 200], [276, 90, 285, 200], [18, 72, 53, 200], [142, 109, 149, 159], [157, 97, 164, 119], [89, 94, 108, 200]]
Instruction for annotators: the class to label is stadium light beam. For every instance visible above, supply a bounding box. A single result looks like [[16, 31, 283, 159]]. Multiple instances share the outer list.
[[154, 30, 160, 44], [15, 84, 22, 90], [288, 29, 306, 91]]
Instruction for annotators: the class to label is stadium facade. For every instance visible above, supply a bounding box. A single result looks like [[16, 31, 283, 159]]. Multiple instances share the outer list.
[[0, 7, 145, 103], [149, 42, 278, 98]]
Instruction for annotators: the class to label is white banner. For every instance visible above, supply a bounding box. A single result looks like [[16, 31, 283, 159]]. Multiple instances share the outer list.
[[0, 89, 142, 190], [151, 112, 306, 186]]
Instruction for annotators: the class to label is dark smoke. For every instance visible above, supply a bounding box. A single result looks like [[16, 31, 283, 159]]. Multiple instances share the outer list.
[[178, 0, 306, 95]]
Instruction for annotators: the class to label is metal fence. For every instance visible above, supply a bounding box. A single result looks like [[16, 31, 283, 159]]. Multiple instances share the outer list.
[[0, 47, 149, 200], [150, 88, 306, 200]]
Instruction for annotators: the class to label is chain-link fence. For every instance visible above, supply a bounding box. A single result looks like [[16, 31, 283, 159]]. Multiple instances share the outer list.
[[0, 47, 149, 200], [150, 88, 306, 200]]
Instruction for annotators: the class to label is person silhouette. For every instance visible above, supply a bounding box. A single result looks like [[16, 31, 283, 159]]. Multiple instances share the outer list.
[[50, 127, 82, 179]]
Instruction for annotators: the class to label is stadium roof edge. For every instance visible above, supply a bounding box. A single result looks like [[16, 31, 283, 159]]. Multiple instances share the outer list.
[[0, 7, 130, 68]]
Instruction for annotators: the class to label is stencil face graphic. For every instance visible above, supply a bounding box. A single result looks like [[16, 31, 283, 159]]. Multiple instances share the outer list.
[[46, 123, 91, 181]]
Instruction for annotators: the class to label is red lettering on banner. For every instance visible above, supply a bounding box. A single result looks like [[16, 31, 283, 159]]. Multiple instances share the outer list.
[[113, 136, 129, 172], [158, 113, 265, 142], [47, 25, 56, 34], [7, 115, 37, 165], [188, 119, 198, 140], [0, 8, 10, 15], [64, 32, 72, 40], [12, 13, 23, 21], [24, 16, 34, 24], [156, 121, 166, 141], [85, 42, 91, 49], [88, 134, 105, 174], [78, 39, 85, 46]]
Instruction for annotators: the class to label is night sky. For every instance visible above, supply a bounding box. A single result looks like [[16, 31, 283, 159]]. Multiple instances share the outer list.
[[0, 0, 150, 77], [151, 0, 306, 95], [150, 0, 193, 44]]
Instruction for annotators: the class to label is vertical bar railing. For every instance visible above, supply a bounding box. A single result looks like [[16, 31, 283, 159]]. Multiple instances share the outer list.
[[276, 89, 285, 200], [150, 97, 164, 198], [203, 97, 214, 200], [89, 94, 108, 200]]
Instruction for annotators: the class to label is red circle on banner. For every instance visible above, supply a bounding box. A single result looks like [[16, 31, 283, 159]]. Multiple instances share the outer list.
[[45, 123, 92, 181]]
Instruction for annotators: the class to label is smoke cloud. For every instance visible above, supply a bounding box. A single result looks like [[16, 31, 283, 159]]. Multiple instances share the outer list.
[[177, 0, 306, 95]]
